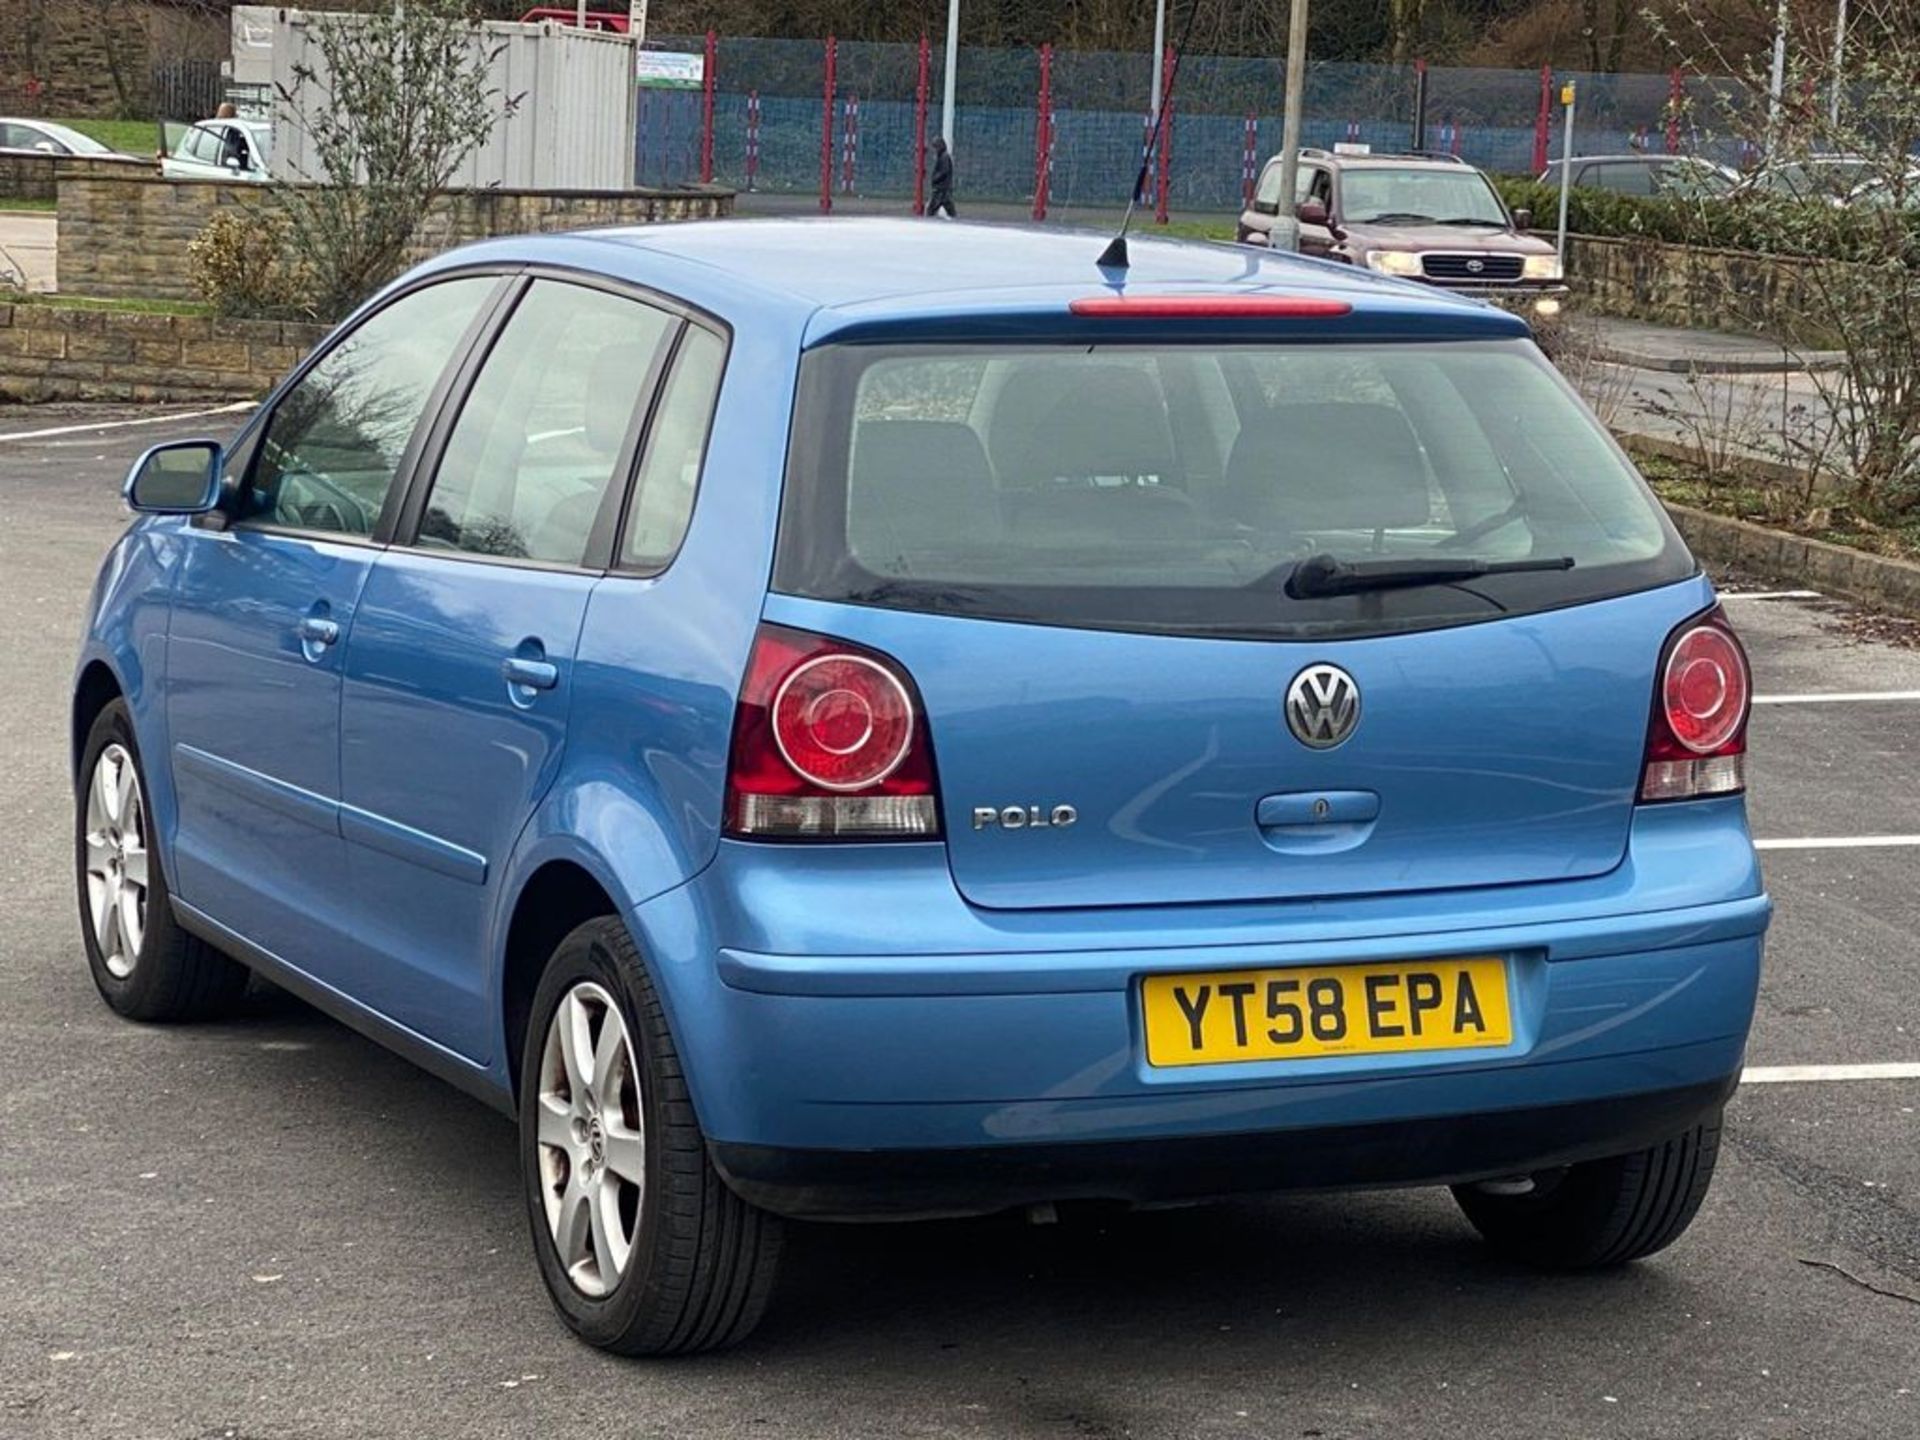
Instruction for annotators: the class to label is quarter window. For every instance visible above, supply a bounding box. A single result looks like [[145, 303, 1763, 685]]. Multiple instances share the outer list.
[[620, 327, 725, 572], [242, 276, 497, 537], [417, 281, 675, 567]]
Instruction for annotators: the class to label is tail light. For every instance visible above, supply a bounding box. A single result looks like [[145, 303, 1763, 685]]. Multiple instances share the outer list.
[[724, 624, 942, 840], [1639, 607, 1751, 803]]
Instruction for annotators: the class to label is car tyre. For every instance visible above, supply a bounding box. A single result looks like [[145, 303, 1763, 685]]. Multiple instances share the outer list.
[[1451, 1115, 1722, 1269], [520, 916, 782, 1355], [77, 699, 248, 1021]]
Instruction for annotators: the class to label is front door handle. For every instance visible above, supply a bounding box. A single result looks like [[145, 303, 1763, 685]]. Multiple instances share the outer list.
[[502, 656, 559, 691], [297, 616, 340, 647]]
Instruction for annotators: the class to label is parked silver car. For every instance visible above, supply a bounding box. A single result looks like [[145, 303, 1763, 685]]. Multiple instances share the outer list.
[[0, 118, 135, 161], [1537, 154, 1737, 199], [159, 119, 272, 184]]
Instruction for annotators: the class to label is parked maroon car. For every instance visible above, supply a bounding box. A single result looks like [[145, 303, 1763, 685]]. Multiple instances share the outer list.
[[1239, 147, 1566, 319]]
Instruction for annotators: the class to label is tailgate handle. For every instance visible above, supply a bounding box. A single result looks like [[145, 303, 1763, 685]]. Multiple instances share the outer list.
[[1257, 791, 1380, 829]]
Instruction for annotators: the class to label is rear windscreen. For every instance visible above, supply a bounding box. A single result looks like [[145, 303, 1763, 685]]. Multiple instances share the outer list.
[[773, 340, 1693, 640]]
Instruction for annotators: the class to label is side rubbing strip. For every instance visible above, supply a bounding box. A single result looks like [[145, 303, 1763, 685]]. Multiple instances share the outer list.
[[173, 744, 337, 835]]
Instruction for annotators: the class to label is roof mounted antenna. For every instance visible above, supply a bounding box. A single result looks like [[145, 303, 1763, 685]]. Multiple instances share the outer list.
[[1099, 0, 1205, 272]]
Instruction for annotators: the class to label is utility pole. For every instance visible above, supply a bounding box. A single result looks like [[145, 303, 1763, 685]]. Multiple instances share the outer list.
[[1273, 0, 1309, 252], [1150, 0, 1167, 125], [941, 0, 960, 148], [1829, 0, 1849, 127], [1767, 0, 1788, 145]]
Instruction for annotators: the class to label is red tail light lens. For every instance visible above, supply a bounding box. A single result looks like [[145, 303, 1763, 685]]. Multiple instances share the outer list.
[[725, 624, 941, 839], [1639, 608, 1751, 803]]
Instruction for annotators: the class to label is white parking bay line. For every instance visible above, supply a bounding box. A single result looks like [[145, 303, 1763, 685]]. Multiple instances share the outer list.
[[0, 403, 251, 443], [1744, 1063, 1920, 1084], [1754, 835, 1920, 850], [1754, 690, 1920, 705], [1722, 590, 1824, 601]]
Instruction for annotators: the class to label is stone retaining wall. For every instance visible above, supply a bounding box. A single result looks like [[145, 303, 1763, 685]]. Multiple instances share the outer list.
[[1567, 233, 1828, 343], [0, 302, 328, 404], [56, 172, 736, 303], [0, 153, 151, 204]]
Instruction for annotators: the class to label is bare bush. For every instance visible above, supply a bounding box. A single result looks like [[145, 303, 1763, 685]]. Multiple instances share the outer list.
[[273, 0, 516, 320], [1652, 0, 1920, 521]]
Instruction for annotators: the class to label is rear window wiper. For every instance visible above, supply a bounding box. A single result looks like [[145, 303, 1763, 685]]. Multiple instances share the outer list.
[[1285, 552, 1575, 599]]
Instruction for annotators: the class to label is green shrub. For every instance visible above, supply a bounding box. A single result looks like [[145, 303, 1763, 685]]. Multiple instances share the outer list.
[[186, 208, 308, 319], [1492, 174, 1920, 265]]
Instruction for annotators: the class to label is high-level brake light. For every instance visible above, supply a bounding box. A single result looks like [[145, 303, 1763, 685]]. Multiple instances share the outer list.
[[1068, 295, 1353, 319]]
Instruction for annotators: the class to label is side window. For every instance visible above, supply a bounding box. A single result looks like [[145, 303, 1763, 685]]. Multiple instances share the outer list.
[[620, 327, 725, 573], [242, 276, 497, 536], [1594, 163, 1655, 196], [1307, 168, 1333, 208], [1253, 162, 1286, 209], [183, 127, 215, 163], [417, 281, 674, 567]]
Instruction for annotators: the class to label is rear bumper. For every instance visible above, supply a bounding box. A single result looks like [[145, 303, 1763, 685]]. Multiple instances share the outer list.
[[633, 801, 1768, 1219], [710, 1076, 1737, 1220]]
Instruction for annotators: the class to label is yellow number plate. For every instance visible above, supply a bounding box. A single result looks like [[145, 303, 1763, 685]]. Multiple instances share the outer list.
[[1141, 957, 1512, 1067]]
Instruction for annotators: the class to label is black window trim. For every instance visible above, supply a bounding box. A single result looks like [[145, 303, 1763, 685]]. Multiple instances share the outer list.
[[230, 264, 522, 547], [608, 320, 731, 580]]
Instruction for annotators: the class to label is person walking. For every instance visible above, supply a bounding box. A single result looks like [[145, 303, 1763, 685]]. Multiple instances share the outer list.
[[928, 136, 956, 218]]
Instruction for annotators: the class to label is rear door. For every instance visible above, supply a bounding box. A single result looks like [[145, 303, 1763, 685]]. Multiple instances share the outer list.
[[773, 337, 1700, 912], [165, 275, 504, 967], [332, 277, 681, 1062]]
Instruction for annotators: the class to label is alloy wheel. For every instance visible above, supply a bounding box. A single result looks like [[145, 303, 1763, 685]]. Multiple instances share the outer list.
[[535, 981, 646, 1298], [83, 743, 149, 979]]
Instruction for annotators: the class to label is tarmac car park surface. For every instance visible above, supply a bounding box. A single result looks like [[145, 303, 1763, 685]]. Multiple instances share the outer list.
[[1, 403, 1916, 1440]]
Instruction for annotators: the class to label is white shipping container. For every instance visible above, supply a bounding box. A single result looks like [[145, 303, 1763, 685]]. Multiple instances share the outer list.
[[269, 14, 638, 191], [231, 5, 278, 88]]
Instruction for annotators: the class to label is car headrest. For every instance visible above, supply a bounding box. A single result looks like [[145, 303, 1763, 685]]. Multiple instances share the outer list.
[[585, 343, 657, 454], [1018, 368, 1179, 485], [1224, 403, 1429, 532], [848, 420, 997, 568]]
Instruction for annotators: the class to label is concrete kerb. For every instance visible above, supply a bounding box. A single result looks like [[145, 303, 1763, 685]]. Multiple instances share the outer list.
[[1665, 501, 1920, 618]]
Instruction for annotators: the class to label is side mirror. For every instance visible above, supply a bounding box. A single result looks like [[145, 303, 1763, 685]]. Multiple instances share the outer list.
[[1296, 199, 1330, 226], [1252, 198, 1279, 217], [125, 440, 223, 514], [1512, 207, 1534, 230]]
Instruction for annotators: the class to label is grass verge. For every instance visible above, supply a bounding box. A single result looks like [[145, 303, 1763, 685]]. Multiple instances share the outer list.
[[58, 118, 157, 157], [0, 289, 212, 318], [1634, 446, 1920, 564]]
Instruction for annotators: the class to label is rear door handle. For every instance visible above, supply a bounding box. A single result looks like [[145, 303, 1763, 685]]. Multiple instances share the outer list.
[[502, 657, 559, 691], [297, 617, 340, 647]]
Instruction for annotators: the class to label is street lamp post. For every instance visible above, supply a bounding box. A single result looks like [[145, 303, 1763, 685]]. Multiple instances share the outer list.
[[1150, 0, 1167, 124], [1273, 0, 1309, 252], [1767, 0, 1788, 144], [1829, 0, 1849, 127], [941, 0, 960, 148]]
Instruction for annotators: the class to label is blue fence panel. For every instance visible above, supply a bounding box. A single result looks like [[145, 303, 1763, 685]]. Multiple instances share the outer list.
[[650, 35, 1745, 211]]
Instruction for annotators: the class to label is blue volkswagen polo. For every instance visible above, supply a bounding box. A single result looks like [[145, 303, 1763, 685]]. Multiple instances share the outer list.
[[74, 220, 1769, 1354]]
